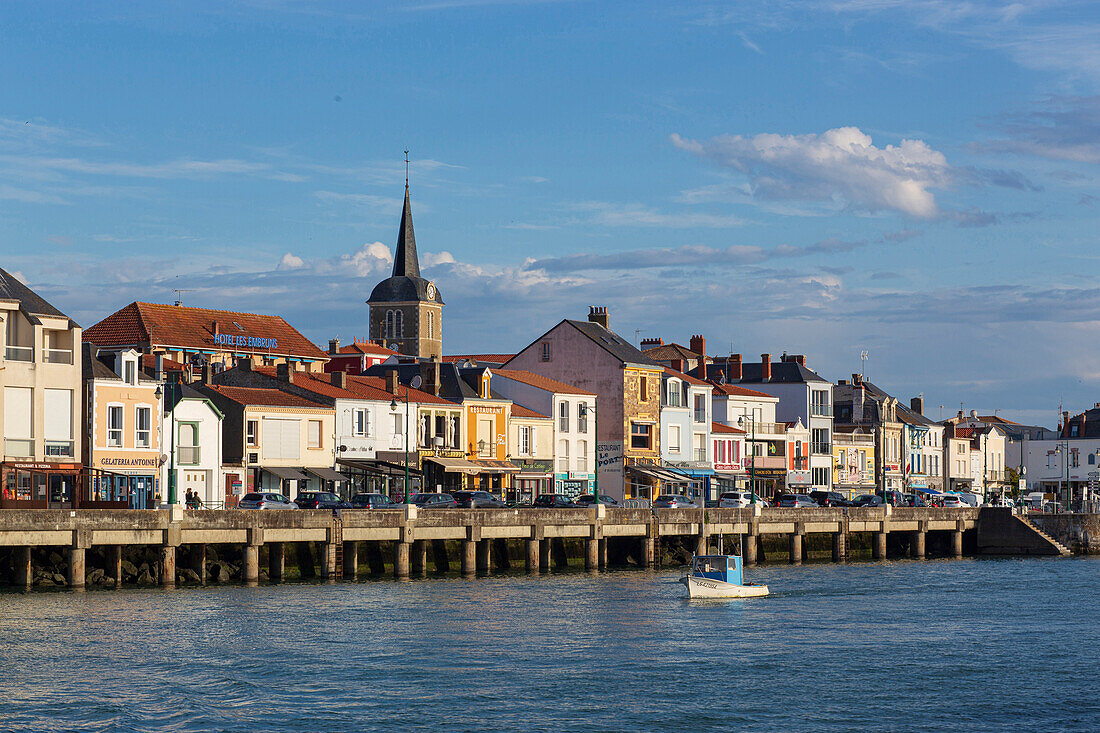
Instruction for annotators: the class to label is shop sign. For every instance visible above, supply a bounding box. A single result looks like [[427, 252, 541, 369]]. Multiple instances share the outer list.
[[213, 333, 278, 349], [787, 469, 812, 485], [714, 461, 742, 471], [469, 406, 503, 415], [419, 449, 465, 459], [9, 462, 81, 470], [96, 455, 159, 469], [751, 468, 786, 478]]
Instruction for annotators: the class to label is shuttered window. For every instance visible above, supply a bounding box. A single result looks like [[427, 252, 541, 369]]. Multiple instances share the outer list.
[[43, 388, 71, 440], [261, 418, 300, 461]]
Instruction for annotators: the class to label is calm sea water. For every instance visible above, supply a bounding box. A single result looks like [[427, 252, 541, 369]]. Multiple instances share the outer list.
[[1, 556, 1097, 732]]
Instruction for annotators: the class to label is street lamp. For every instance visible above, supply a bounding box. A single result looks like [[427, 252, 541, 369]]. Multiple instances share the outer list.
[[738, 415, 757, 505], [581, 402, 597, 500], [155, 382, 178, 507]]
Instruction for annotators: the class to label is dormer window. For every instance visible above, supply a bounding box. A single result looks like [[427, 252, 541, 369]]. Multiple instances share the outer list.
[[481, 371, 491, 399], [124, 358, 136, 385], [666, 379, 682, 407]]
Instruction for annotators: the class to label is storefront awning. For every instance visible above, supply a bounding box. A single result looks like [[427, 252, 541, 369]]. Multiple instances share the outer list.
[[472, 459, 521, 474], [914, 486, 943, 495], [425, 457, 484, 475], [264, 466, 311, 481], [339, 458, 422, 477], [628, 464, 690, 483], [305, 467, 348, 483]]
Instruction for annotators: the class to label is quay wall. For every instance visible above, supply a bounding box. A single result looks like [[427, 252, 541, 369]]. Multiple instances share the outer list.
[[1030, 514, 1100, 554]]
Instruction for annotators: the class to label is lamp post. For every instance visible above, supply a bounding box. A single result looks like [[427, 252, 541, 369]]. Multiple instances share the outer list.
[[581, 402, 597, 500], [390, 391, 411, 505], [155, 381, 178, 507], [739, 415, 756, 505]]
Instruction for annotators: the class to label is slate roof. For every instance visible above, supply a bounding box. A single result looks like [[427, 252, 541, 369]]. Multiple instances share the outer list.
[[643, 343, 702, 363], [443, 354, 515, 365], [367, 186, 445, 305], [492, 368, 596, 396], [561, 320, 662, 368], [696, 359, 830, 384], [663, 367, 711, 387], [83, 302, 328, 360], [0, 267, 69, 320], [201, 384, 329, 409], [897, 403, 936, 427]]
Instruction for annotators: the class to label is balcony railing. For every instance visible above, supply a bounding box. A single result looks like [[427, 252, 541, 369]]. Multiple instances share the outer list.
[[42, 348, 73, 364], [743, 421, 786, 435], [693, 410, 707, 424], [693, 449, 707, 462], [178, 446, 200, 465], [4, 439, 34, 457], [4, 345, 33, 362], [811, 442, 831, 455], [44, 440, 73, 458], [810, 404, 833, 417]]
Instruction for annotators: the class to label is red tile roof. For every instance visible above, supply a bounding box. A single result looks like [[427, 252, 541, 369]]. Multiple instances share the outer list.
[[337, 341, 398, 357], [510, 404, 550, 419], [204, 385, 329, 409], [84, 302, 328, 360], [954, 427, 981, 438], [491, 368, 596, 396], [140, 353, 186, 372], [252, 367, 456, 405], [644, 343, 702, 362], [711, 422, 746, 434], [443, 354, 515, 364], [711, 383, 775, 399], [663, 367, 710, 386]]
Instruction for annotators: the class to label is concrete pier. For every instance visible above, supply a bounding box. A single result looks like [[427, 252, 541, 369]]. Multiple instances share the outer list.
[[191, 543, 206, 584], [243, 545, 259, 585], [109, 545, 123, 588], [789, 532, 803, 565], [912, 527, 927, 559], [952, 529, 964, 557], [525, 539, 539, 572], [320, 540, 337, 581], [412, 540, 428, 576], [394, 541, 410, 579], [461, 540, 476, 576], [598, 538, 608, 568], [743, 534, 758, 565], [585, 539, 599, 570], [68, 545, 86, 589], [874, 531, 887, 560], [268, 542, 285, 581], [832, 531, 847, 562], [14, 546, 31, 589], [539, 539, 550, 572], [343, 541, 359, 578], [476, 540, 490, 573], [159, 545, 175, 587]]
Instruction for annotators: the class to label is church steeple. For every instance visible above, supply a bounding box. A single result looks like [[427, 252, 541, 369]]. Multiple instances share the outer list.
[[392, 183, 421, 278]]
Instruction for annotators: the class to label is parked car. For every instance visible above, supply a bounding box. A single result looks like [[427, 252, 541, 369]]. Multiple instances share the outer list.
[[776, 493, 816, 508], [451, 490, 507, 508], [809, 490, 852, 508], [853, 493, 883, 507], [411, 492, 458, 508], [941, 495, 966, 508], [876, 489, 907, 507], [717, 491, 767, 508], [350, 492, 397, 509], [238, 492, 297, 510], [903, 493, 928, 507], [533, 493, 578, 508], [574, 494, 620, 507], [652, 494, 699, 508], [294, 491, 352, 510]]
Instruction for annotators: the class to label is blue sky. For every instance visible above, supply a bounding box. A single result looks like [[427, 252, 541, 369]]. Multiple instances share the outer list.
[[2, 0, 1099, 425]]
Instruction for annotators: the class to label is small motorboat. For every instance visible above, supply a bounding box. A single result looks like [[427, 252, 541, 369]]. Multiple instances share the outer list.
[[680, 554, 769, 599]]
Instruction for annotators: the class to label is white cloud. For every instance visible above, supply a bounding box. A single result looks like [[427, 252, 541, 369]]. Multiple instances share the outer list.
[[672, 127, 951, 218], [279, 253, 305, 269], [421, 250, 456, 268]]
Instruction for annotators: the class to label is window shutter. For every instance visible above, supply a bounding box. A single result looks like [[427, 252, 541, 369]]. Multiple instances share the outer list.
[[530, 426, 537, 455]]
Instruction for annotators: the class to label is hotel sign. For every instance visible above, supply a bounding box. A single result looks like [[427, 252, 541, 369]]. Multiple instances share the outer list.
[[213, 334, 278, 349]]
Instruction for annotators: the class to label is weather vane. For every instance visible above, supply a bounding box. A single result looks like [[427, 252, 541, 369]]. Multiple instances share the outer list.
[[404, 148, 410, 187]]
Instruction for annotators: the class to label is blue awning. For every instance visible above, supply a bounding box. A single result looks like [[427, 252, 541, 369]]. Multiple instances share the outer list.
[[914, 486, 943, 495]]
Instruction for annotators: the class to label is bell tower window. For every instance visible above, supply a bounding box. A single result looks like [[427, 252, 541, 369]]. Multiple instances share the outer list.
[[385, 310, 404, 339]]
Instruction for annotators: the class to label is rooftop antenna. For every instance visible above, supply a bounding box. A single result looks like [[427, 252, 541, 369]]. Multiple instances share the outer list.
[[939, 405, 944, 421], [173, 288, 194, 307], [859, 350, 868, 377], [634, 329, 644, 348], [404, 148, 410, 188]]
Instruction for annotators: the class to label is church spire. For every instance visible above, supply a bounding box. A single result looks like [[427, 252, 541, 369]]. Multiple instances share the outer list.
[[392, 150, 421, 278]]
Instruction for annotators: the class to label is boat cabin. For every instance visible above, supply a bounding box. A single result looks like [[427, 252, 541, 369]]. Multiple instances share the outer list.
[[691, 555, 744, 586]]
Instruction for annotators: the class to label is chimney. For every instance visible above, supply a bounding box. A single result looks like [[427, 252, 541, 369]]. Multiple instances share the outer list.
[[957, 410, 964, 420], [852, 373, 862, 386], [689, 335, 706, 357], [212, 321, 220, 336], [330, 370, 347, 389], [761, 353, 771, 381], [947, 423, 956, 439], [910, 396, 924, 415], [672, 358, 685, 373], [385, 369, 399, 394], [276, 363, 294, 384], [640, 337, 663, 349], [200, 363, 211, 386], [793, 354, 805, 367], [238, 357, 252, 372], [328, 338, 340, 355], [730, 354, 742, 381], [587, 305, 609, 329], [154, 353, 164, 382], [781, 351, 789, 362], [423, 358, 441, 397]]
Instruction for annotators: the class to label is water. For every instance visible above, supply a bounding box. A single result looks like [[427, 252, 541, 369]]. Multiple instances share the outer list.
[[1, 556, 1097, 732]]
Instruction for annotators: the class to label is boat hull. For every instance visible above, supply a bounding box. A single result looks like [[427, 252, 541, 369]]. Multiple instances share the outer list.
[[680, 575, 769, 599]]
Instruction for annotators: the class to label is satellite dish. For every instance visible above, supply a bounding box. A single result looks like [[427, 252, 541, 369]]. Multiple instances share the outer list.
[[411, 375, 423, 389]]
